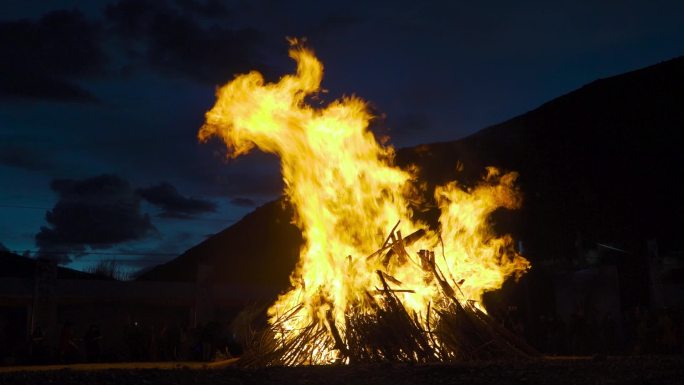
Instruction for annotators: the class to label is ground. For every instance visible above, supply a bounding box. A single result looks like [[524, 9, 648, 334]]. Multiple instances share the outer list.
[[0, 357, 681, 385]]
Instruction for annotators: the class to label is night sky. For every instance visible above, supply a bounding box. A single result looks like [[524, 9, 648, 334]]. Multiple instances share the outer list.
[[1, 0, 683, 274]]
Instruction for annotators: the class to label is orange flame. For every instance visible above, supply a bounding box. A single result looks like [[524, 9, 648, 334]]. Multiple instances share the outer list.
[[200, 42, 530, 363]]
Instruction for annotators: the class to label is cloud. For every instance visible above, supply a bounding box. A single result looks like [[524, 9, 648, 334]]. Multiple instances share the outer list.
[[0, 144, 53, 172], [105, 0, 268, 84], [230, 197, 257, 207], [35, 174, 155, 263], [137, 182, 217, 217], [0, 9, 105, 102], [0, 1, 268, 101]]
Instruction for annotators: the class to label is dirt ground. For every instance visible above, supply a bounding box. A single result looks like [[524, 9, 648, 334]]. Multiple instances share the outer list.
[[0, 356, 682, 385]]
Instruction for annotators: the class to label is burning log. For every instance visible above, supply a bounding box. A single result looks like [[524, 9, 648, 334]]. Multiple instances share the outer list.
[[237, 228, 538, 367]]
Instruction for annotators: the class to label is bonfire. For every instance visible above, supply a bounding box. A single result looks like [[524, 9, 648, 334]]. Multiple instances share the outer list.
[[199, 40, 533, 366]]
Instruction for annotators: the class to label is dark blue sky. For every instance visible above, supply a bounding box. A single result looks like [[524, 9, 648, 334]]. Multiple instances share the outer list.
[[1, 0, 683, 274]]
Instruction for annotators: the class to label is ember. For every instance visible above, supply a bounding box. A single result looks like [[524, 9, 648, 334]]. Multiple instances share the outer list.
[[199, 40, 532, 365]]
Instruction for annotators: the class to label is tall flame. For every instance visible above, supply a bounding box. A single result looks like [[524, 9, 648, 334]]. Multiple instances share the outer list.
[[200, 42, 530, 363]]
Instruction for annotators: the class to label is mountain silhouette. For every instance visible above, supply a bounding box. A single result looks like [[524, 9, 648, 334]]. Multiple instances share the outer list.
[[139, 55, 684, 296], [0, 250, 104, 280], [397, 55, 684, 262], [138, 200, 302, 297]]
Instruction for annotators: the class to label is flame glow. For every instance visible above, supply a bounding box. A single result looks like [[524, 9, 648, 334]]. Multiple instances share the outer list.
[[200, 42, 530, 363]]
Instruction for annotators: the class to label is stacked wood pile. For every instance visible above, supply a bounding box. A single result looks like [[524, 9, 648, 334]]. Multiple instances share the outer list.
[[238, 226, 537, 367]]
